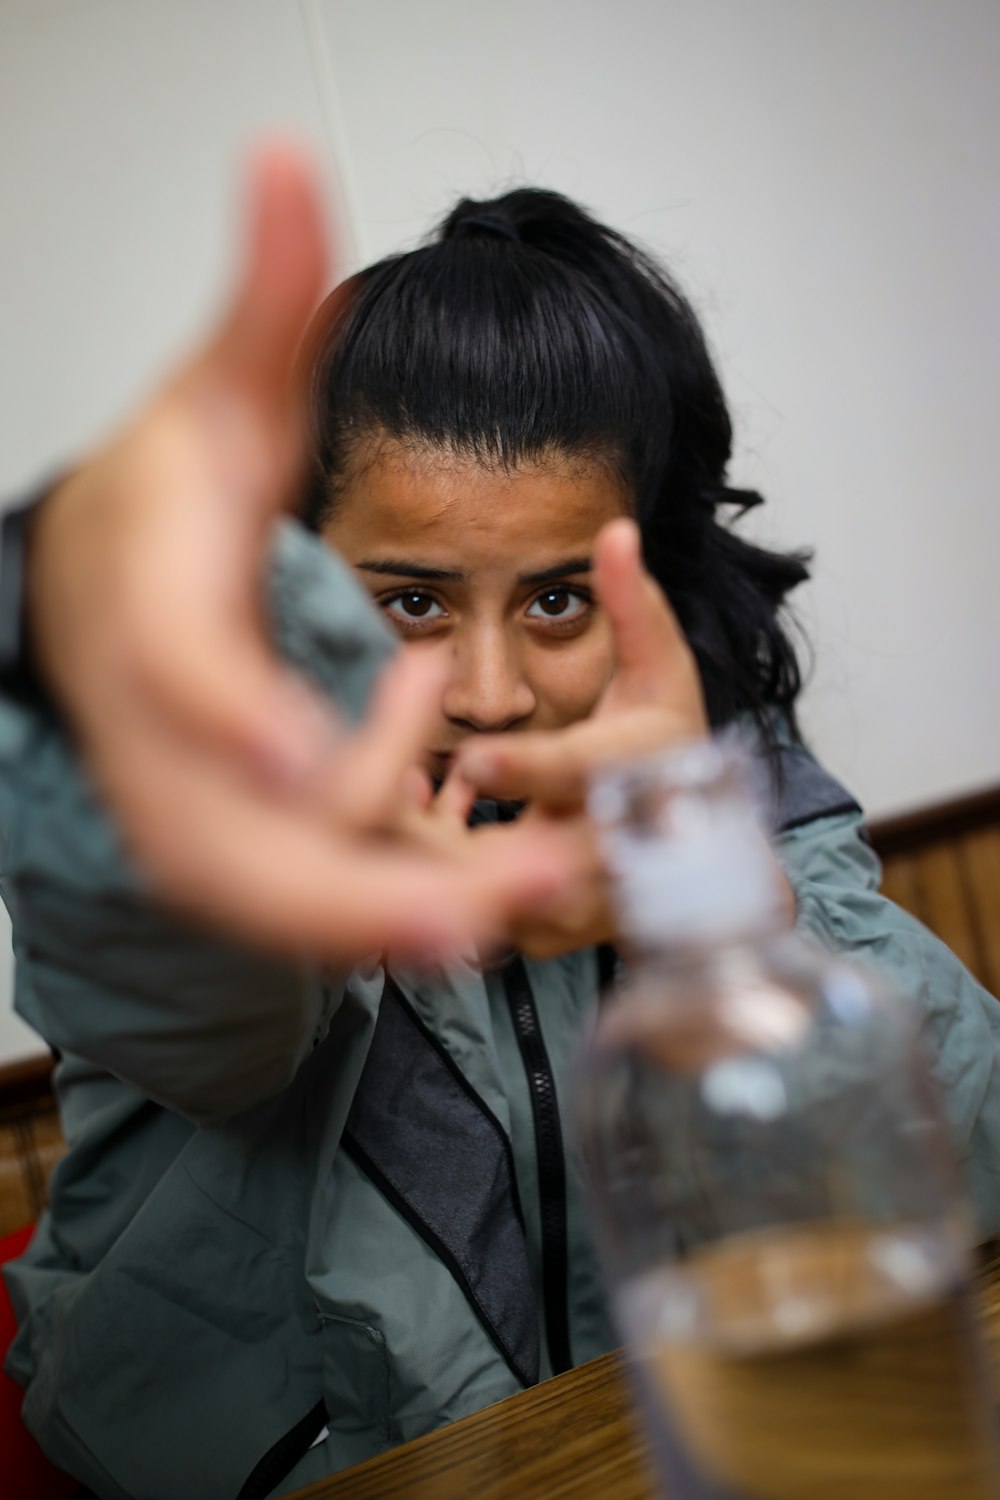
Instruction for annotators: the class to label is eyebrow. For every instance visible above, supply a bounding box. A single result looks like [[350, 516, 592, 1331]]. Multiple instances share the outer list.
[[356, 557, 593, 585]]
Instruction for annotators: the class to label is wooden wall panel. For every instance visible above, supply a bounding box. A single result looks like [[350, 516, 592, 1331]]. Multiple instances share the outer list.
[[959, 827, 1000, 999], [0, 1119, 36, 1237], [0, 1112, 67, 1237], [878, 854, 921, 926], [914, 842, 982, 975], [872, 787, 1000, 1000]]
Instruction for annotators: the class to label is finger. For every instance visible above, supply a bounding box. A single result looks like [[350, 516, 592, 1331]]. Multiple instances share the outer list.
[[165, 146, 330, 528], [317, 650, 450, 829], [479, 815, 612, 961], [593, 518, 692, 689], [457, 710, 678, 808], [434, 765, 477, 829], [402, 765, 435, 810], [103, 718, 582, 964], [202, 143, 329, 402], [457, 729, 580, 805]]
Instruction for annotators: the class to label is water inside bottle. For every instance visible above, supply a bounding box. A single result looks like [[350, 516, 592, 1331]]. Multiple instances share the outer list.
[[618, 1218, 1000, 1500]]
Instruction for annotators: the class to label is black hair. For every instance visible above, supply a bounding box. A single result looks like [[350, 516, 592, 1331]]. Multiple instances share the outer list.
[[301, 188, 810, 743]]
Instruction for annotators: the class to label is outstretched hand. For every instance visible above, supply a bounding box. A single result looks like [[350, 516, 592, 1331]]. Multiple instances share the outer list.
[[24, 146, 577, 964]]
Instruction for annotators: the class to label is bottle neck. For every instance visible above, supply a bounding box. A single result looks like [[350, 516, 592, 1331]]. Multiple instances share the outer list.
[[596, 927, 815, 1077], [622, 913, 786, 980], [609, 818, 788, 956]]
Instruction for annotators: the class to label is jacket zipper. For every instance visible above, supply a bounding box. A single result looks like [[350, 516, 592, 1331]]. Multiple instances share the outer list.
[[235, 1399, 327, 1500], [502, 956, 573, 1377]]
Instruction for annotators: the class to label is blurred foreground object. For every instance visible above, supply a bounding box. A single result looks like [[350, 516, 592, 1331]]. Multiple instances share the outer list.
[[578, 741, 1000, 1499]]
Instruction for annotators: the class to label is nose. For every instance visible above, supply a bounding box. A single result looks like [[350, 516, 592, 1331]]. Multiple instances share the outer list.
[[441, 625, 536, 733]]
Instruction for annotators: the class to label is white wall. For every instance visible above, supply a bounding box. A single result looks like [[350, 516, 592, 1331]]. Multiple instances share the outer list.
[[315, 0, 1000, 817], [1, 0, 998, 1058], [0, 0, 350, 1059]]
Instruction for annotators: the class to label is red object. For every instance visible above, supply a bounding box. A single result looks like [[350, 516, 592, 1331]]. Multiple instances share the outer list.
[[0, 1224, 78, 1499]]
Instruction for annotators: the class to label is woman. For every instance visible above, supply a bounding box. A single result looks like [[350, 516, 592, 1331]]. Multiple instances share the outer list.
[[3, 184, 999, 1500]]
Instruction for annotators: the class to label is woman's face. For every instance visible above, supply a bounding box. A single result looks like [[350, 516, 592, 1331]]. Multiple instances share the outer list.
[[323, 443, 629, 780]]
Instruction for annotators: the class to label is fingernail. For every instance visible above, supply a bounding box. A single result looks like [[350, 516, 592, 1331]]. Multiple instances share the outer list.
[[459, 750, 498, 784]]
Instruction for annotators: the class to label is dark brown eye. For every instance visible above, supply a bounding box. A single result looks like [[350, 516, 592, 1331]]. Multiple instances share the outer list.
[[527, 588, 589, 622], [382, 592, 445, 626]]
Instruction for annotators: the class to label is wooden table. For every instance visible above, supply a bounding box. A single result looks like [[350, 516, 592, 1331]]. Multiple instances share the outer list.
[[290, 1243, 1000, 1500]]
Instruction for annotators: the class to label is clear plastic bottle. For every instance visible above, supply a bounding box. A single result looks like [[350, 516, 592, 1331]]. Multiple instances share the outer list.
[[577, 740, 1000, 1500]]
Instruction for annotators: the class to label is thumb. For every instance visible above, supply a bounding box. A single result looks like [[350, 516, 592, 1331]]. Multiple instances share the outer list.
[[194, 142, 329, 405], [594, 518, 691, 689]]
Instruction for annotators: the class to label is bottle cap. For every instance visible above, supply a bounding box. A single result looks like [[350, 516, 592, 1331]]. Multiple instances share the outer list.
[[589, 737, 783, 949]]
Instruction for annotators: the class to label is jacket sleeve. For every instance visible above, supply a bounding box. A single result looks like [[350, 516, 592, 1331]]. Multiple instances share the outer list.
[[0, 521, 396, 1126], [776, 806, 1000, 1240]]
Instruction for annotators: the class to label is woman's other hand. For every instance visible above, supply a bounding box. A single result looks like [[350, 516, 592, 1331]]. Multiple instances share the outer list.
[[454, 518, 709, 809], [450, 519, 707, 958]]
